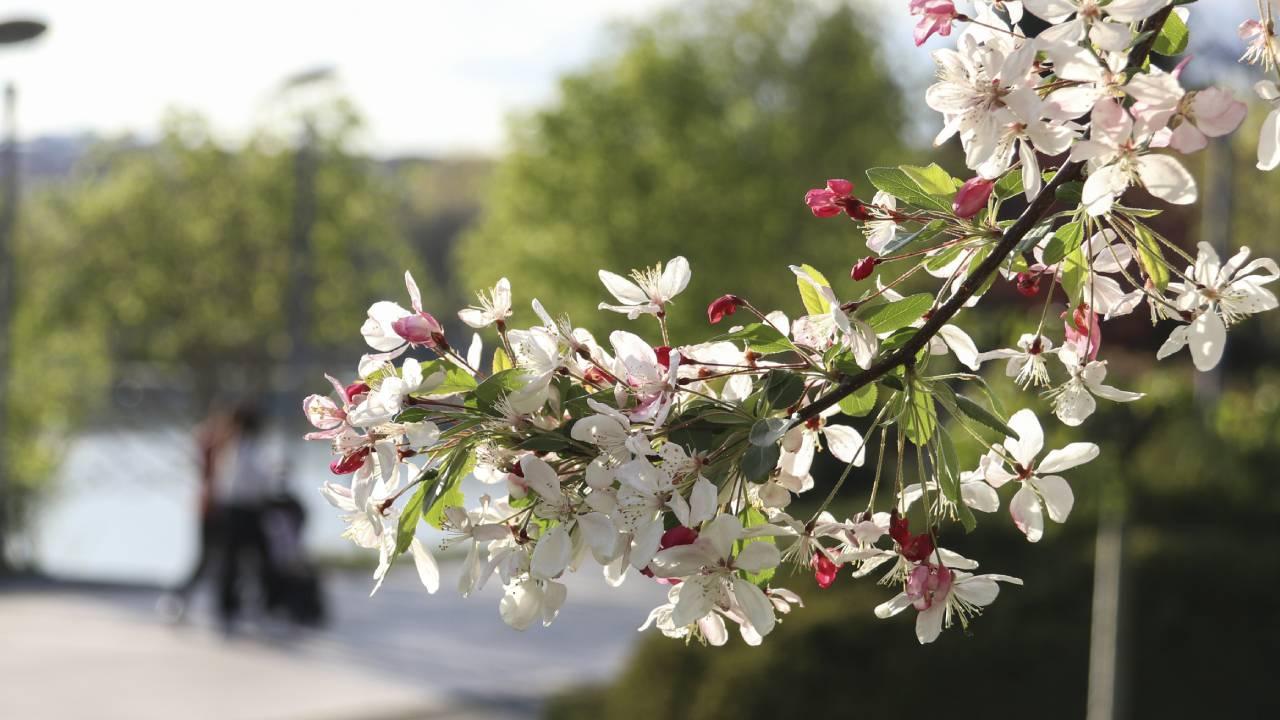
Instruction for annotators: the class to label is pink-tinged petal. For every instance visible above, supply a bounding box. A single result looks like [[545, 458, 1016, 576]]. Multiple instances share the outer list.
[[1092, 99, 1134, 149], [1192, 88, 1247, 137]]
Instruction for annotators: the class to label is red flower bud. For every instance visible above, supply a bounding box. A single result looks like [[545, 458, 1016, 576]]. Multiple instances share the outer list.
[[952, 177, 995, 219], [889, 509, 935, 563], [391, 312, 445, 348], [654, 345, 672, 370], [641, 525, 700, 581], [812, 552, 841, 589], [706, 294, 743, 324], [343, 381, 370, 404], [329, 447, 371, 475], [851, 256, 879, 281], [659, 525, 699, 549], [1014, 271, 1041, 297]]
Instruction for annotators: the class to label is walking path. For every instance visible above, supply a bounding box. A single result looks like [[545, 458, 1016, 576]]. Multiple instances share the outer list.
[[0, 567, 667, 720]]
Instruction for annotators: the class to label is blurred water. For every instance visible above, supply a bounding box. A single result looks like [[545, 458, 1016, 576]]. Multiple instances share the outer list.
[[27, 427, 464, 584]]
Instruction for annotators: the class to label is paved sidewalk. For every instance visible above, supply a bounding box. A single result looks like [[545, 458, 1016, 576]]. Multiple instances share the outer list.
[[0, 591, 448, 720], [0, 568, 665, 720]]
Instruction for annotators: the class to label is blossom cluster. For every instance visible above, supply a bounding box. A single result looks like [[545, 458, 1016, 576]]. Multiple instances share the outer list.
[[304, 0, 1280, 646]]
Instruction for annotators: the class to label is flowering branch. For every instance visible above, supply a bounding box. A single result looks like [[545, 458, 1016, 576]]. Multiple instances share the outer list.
[[797, 5, 1175, 425], [302, 1, 1280, 648]]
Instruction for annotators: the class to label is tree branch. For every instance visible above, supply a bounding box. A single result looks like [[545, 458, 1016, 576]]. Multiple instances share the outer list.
[[795, 7, 1175, 424]]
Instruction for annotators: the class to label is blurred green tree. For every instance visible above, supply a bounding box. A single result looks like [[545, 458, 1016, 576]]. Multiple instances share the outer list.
[[3, 98, 417, 526], [456, 0, 911, 343]]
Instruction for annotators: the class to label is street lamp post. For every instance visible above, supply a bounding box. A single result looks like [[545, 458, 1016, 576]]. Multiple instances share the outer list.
[[0, 17, 47, 572]]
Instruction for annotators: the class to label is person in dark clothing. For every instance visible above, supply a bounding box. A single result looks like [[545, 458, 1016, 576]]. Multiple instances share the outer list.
[[158, 411, 234, 622], [209, 404, 279, 632]]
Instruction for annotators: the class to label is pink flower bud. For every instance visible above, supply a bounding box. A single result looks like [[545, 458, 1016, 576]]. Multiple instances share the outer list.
[[392, 311, 445, 348], [706, 294, 743, 324], [952, 177, 995, 219], [804, 179, 859, 218], [851, 256, 878, 281], [825, 178, 854, 196]]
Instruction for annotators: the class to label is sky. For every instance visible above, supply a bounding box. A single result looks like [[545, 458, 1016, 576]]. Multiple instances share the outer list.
[[0, 1, 1256, 158], [0, 0, 685, 156]]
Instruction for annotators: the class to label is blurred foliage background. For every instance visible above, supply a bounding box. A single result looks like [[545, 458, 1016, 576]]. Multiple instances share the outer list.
[[457, 0, 912, 343], [2, 0, 1278, 715]]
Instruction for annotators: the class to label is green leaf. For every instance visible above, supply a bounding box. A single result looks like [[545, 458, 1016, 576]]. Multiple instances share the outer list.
[[518, 432, 573, 451], [794, 263, 832, 316], [427, 364, 479, 396], [470, 368, 526, 411], [701, 410, 753, 425], [738, 506, 777, 586], [394, 407, 432, 424], [423, 449, 475, 530], [394, 481, 429, 555], [902, 163, 961, 197], [1055, 181, 1084, 207], [954, 393, 1018, 439], [1134, 223, 1170, 291], [932, 383, 1018, 440], [859, 293, 932, 334], [492, 347, 513, 373], [866, 167, 952, 213], [741, 442, 780, 481], [424, 482, 464, 530], [1016, 220, 1056, 255], [749, 417, 789, 447], [1042, 221, 1084, 266], [901, 381, 936, 446], [763, 370, 806, 410], [925, 244, 967, 273], [1152, 10, 1189, 56], [718, 322, 795, 355], [1061, 243, 1089, 306], [837, 383, 877, 417], [994, 168, 1025, 200]]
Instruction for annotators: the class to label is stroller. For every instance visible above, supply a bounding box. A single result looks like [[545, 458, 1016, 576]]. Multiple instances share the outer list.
[[260, 494, 327, 627]]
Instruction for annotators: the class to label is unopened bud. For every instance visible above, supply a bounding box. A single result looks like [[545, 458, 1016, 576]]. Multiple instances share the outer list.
[[851, 256, 879, 281], [706, 294, 744, 324], [953, 177, 995, 219]]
